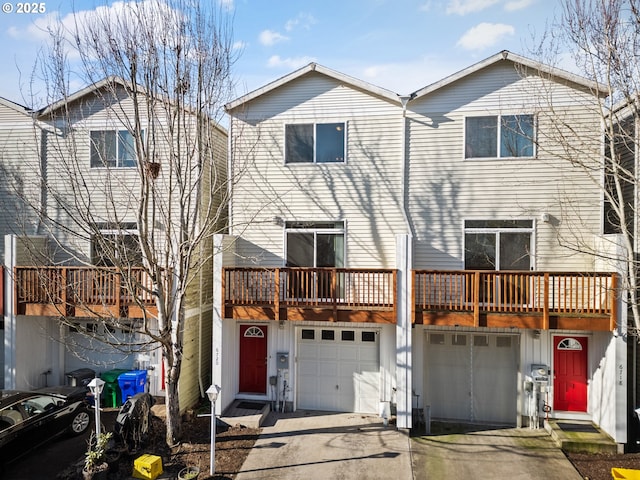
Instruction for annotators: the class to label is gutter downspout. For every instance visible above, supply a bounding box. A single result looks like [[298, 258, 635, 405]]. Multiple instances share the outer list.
[[395, 95, 414, 431], [399, 95, 414, 237], [198, 262, 205, 398], [226, 114, 233, 237]]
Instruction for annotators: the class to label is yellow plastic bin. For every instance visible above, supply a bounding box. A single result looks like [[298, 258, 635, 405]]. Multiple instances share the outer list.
[[132, 454, 163, 480], [612, 468, 640, 479]]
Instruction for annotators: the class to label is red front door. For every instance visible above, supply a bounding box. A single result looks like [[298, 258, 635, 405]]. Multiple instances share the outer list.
[[239, 325, 267, 394], [553, 336, 588, 412]]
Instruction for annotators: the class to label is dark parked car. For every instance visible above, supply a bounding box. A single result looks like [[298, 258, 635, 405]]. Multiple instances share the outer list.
[[0, 386, 91, 467]]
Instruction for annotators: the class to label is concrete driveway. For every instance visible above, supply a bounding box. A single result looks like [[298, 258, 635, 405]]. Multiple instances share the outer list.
[[235, 412, 584, 480], [235, 411, 412, 480], [411, 423, 584, 480]]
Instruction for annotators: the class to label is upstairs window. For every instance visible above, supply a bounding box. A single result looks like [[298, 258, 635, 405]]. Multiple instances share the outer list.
[[91, 222, 143, 267], [464, 219, 533, 271], [285, 123, 346, 163], [285, 221, 345, 267], [465, 115, 534, 159], [90, 130, 138, 168]]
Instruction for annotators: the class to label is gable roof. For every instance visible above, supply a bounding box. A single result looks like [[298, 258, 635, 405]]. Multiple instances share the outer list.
[[34, 77, 227, 135], [225, 63, 402, 112], [36, 76, 134, 118], [410, 50, 608, 100], [0, 97, 31, 115]]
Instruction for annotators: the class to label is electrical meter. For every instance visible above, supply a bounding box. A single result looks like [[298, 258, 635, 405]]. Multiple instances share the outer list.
[[530, 364, 549, 384], [277, 352, 289, 369]]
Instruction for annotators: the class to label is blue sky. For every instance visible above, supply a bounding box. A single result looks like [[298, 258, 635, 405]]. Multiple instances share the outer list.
[[0, 0, 562, 108]]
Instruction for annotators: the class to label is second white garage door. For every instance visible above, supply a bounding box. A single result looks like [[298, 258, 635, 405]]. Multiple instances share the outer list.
[[424, 331, 519, 425], [297, 327, 380, 413]]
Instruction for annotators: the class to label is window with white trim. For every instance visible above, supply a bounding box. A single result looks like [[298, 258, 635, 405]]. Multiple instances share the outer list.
[[91, 222, 143, 266], [90, 130, 140, 168], [465, 115, 534, 159], [285, 221, 345, 267], [464, 220, 533, 270], [285, 123, 346, 163]]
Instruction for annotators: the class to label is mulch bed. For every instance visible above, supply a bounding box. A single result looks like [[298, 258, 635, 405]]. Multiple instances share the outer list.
[[56, 413, 260, 479], [566, 451, 640, 480]]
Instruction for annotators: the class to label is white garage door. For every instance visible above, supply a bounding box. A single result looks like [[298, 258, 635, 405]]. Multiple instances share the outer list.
[[297, 327, 380, 413], [424, 332, 518, 425]]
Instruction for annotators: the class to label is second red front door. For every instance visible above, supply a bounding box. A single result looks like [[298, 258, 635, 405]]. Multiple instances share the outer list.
[[553, 336, 588, 412]]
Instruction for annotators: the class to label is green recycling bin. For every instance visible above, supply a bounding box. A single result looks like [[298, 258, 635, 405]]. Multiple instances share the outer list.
[[100, 369, 128, 407]]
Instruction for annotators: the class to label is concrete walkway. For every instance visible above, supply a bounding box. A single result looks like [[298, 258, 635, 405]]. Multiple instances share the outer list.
[[411, 424, 584, 480], [235, 411, 412, 480]]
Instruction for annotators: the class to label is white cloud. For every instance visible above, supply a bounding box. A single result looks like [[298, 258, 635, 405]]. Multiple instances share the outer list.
[[259, 29, 289, 46], [284, 13, 316, 32], [232, 40, 246, 51], [267, 55, 316, 69], [457, 22, 515, 50], [6, 26, 21, 39], [504, 0, 535, 11], [418, 2, 433, 12], [356, 56, 468, 94], [446, 0, 500, 15]]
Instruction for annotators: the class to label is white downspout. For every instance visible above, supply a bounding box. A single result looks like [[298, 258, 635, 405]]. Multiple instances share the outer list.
[[399, 95, 414, 237], [4, 234, 16, 389], [395, 95, 414, 431], [197, 262, 205, 398]]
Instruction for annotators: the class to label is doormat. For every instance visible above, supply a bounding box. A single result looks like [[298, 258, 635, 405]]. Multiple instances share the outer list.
[[558, 422, 599, 433], [236, 401, 267, 410]]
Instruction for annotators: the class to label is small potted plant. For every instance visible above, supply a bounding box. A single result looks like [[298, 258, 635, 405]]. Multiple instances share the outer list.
[[178, 465, 200, 480], [82, 431, 113, 480]]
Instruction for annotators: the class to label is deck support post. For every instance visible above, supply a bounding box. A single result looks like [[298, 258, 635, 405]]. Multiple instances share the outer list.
[[473, 271, 480, 327], [543, 273, 549, 330]]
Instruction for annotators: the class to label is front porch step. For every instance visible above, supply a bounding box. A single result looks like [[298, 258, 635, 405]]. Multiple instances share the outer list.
[[545, 419, 619, 454], [220, 400, 270, 429]]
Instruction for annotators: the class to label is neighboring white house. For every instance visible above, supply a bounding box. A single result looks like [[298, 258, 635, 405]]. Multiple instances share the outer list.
[[1, 79, 227, 413], [221, 51, 630, 448]]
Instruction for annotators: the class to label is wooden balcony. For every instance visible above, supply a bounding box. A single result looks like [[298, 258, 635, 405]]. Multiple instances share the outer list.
[[414, 270, 617, 331], [14, 266, 158, 319], [223, 267, 397, 323]]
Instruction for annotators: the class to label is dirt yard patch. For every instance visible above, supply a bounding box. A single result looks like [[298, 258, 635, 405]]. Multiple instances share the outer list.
[[566, 451, 640, 480], [54, 410, 260, 480]]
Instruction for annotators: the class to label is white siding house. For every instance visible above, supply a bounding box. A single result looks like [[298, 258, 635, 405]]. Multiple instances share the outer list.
[[222, 51, 629, 447], [1, 80, 227, 413], [224, 64, 406, 417]]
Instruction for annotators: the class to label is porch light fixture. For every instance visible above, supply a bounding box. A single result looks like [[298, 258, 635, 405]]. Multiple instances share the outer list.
[[206, 384, 221, 476], [87, 377, 106, 443]]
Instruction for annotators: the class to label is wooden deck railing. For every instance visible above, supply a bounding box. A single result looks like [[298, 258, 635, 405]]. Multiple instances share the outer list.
[[413, 270, 617, 330], [223, 267, 397, 323], [14, 266, 157, 318]]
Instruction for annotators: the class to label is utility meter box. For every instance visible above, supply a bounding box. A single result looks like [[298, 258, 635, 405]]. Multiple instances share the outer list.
[[530, 364, 549, 384], [277, 352, 289, 369]]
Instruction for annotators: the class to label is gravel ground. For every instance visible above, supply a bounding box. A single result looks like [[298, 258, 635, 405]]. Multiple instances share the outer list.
[[566, 451, 640, 480]]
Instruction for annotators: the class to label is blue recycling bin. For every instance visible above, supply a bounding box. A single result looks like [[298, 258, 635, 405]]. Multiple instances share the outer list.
[[117, 370, 148, 403]]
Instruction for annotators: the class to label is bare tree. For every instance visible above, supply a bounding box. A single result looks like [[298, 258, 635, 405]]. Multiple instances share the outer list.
[[18, 0, 236, 444], [531, 0, 640, 336]]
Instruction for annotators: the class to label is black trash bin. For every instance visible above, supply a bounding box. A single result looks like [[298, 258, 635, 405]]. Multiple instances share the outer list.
[[65, 368, 96, 388]]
